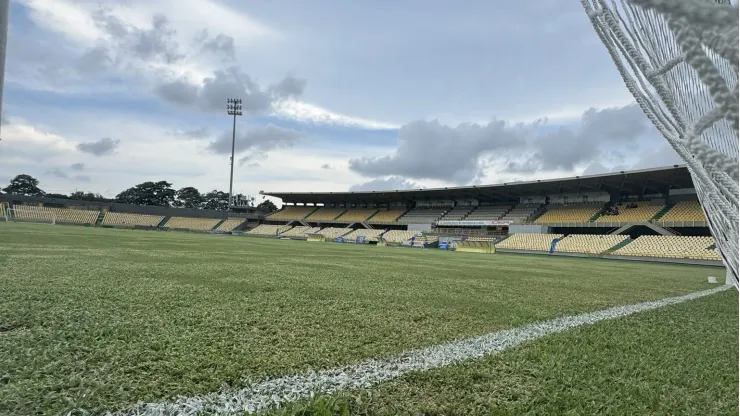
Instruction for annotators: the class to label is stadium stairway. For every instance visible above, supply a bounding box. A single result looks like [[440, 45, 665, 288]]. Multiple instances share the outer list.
[[588, 209, 604, 222], [651, 204, 673, 222], [212, 219, 225, 230], [528, 205, 548, 223], [605, 237, 633, 253], [157, 216, 170, 228], [364, 211, 380, 222]]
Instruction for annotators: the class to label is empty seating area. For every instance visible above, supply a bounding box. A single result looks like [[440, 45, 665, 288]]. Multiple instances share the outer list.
[[555, 234, 628, 254], [266, 206, 316, 221], [534, 204, 602, 224], [500, 203, 541, 223], [466, 205, 511, 221], [247, 224, 292, 236], [12, 206, 100, 224], [612, 235, 719, 260], [465, 236, 499, 242], [595, 201, 663, 223], [367, 209, 406, 224], [342, 228, 385, 242], [440, 206, 474, 221], [495, 233, 563, 251], [10, 206, 56, 222], [214, 219, 243, 231], [318, 227, 352, 239], [335, 209, 378, 223], [305, 208, 346, 222], [102, 212, 163, 227], [658, 200, 706, 223], [382, 230, 419, 243], [397, 207, 449, 225], [280, 226, 321, 237], [164, 216, 220, 231]]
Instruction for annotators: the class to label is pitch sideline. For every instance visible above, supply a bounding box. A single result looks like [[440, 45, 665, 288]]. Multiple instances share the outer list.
[[110, 285, 732, 416]]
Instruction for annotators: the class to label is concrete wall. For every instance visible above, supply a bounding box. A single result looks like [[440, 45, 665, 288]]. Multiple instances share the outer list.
[[408, 223, 432, 232], [509, 224, 550, 234]]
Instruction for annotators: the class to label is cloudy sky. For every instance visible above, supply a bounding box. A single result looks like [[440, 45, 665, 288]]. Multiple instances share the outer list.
[[0, 0, 683, 205]]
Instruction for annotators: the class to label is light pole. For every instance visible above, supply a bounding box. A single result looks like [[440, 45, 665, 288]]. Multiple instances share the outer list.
[[226, 98, 242, 209], [0, 0, 9, 141]]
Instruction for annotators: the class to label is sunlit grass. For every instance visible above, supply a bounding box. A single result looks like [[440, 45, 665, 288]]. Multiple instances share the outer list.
[[272, 289, 738, 415], [0, 222, 726, 414]]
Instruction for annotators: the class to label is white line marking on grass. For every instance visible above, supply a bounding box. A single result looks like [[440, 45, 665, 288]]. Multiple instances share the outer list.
[[112, 285, 732, 416]]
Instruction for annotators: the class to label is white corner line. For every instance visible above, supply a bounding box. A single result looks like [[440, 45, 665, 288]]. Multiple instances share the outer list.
[[108, 285, 732, 416]]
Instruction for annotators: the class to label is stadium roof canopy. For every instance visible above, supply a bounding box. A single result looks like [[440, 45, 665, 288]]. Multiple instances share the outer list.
[[261, 165, 694, 204]]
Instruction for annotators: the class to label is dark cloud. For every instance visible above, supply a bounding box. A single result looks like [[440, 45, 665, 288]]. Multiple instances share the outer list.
[[207, 124, 304, 163], [77, 137, 120, 156], [42, 167, 90, 183], [321, 164, 332, 169], [269, 76, 307, 100], [90, 10, 184, 65], [46, 167, 68, 178], [154, 67, 303, 115], [349, 118, 530, 184], [349, 176, 423, 192], [195, 30, 236, 61], [349, 103, 659, 184], [70, 163, 85, 171]]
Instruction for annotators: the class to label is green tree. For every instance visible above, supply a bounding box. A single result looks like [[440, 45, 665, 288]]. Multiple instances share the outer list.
[[3, 174, 45, 196], [115, 181, 176, 206], [175, 187, 204, 209], [256, 199, 278, 213], [69, 191, 109, 202], [202, 190, 229, 210]]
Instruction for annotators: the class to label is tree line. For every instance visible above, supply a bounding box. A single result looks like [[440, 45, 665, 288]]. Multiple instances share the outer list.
[[0, 174, 278, 213]]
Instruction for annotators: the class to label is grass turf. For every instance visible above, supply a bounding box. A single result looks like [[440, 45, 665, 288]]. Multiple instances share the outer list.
[[268, 289, 738, 415], [0, 222, 728, 414]]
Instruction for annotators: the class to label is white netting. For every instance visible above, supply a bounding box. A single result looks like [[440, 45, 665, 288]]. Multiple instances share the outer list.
[[582, 0, 739, 289]]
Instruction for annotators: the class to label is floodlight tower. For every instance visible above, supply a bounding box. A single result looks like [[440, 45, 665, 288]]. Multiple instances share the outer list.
[[0, 0, 9, 141], [226, 98, 243, 209]]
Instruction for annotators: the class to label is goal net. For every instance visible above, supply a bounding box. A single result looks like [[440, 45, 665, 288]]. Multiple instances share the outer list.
[[581, 0, 739, 289], [5, 207, 56, 225]]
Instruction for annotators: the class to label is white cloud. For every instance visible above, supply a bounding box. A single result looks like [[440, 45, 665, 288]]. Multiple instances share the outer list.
[[273, 99, 400, 130]]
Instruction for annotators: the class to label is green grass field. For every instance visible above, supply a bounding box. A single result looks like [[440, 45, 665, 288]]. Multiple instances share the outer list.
[[0, 222, 736, 415]]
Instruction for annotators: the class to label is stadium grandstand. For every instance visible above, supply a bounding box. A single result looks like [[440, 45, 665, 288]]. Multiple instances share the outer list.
[[258, 165, 725, 268], [0, 165, 726, 268]]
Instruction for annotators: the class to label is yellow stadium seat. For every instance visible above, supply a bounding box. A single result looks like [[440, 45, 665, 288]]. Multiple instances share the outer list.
[[102, 212, 163, 227], [555, 234, 629, 254], [612, 235, 720, 260], [500, 204, 542, 223], [215, 219, 244, 231], [305, 208, 346, 222], [11, 206, 100, 224], [335, 209, 378, 223], [367, 210, 406, 224], [381, 230, 419, 243], [533, 204, 602, 224], [342, 228, 385, 242], [317, 227, 352, 239], [495, 233, 563, 251], [658, 200, 706, 224], [266, 206, 317, 221], [164, 216, 220, 231], [247, 224, 293, 236], [595, 201, 663, 223]]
